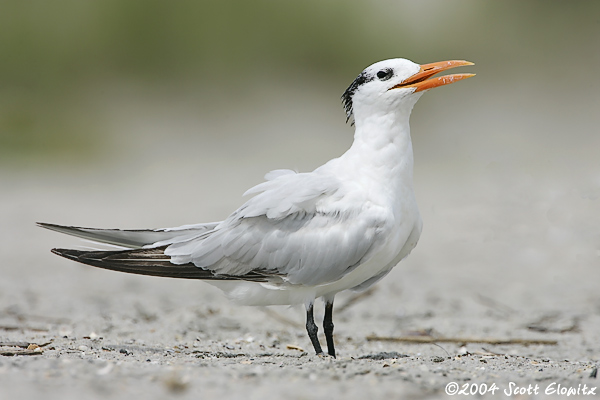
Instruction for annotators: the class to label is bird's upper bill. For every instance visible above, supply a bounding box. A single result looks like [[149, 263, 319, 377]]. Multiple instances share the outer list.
[[391, 60, 475, 93]]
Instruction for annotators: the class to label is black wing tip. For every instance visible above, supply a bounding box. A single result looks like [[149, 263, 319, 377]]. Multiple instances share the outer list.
[[51, 247, 67, 256], [48, 247, 270, 282], [38, 222, 82, 230], [37, 222, 76, 232], [51, 248, 84, 260]]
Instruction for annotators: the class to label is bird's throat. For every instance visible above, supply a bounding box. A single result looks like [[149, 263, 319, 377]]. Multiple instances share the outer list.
[[344, 112, 415, 191]]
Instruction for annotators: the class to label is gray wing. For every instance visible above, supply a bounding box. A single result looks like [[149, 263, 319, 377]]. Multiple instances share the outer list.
[[37, 222, 218, 249], [165, 171, 389, 286]]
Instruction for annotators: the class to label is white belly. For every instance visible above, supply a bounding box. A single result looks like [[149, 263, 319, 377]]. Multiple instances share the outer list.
[[209, 212, 422, 306]]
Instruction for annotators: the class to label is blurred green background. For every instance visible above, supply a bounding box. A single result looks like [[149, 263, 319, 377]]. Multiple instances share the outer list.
[[2, 0, 599, 164]]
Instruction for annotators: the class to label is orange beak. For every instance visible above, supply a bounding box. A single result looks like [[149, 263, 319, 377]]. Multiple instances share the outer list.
[[390, 60, 475, 92]]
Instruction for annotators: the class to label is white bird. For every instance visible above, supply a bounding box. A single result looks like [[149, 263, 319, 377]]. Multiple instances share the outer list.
[[39, 58, 474, 357]]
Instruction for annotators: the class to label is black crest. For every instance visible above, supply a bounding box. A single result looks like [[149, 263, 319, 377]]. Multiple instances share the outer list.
[[341, 71, 373, 124]]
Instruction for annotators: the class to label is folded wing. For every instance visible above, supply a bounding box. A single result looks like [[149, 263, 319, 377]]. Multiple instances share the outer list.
[[166, 171, 388, 286], [41, 170, 389, 287]]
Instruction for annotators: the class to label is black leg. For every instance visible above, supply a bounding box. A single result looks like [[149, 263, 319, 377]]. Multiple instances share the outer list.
[[323, 299, 336, 358], [305, 302, 323, 355]]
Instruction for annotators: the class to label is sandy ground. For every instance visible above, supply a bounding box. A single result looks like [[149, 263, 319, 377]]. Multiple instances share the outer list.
[[1, 78, 600, 399]]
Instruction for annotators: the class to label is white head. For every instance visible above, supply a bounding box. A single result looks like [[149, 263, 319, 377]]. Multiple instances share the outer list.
[[342, 58, 474, 125]]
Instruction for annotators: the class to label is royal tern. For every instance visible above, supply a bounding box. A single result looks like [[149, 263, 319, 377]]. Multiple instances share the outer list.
[[39, 58, 474, 357]]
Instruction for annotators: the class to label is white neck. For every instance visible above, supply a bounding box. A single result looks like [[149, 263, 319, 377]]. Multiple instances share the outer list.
[[337, 98, 419, 194]]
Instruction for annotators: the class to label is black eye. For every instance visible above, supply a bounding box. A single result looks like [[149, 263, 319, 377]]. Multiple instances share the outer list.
[[376, 69, 392, 81]]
